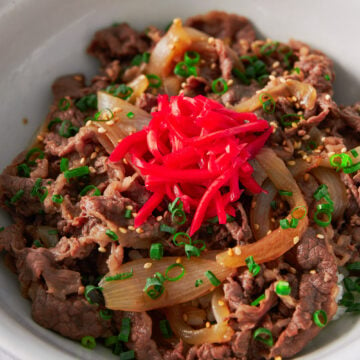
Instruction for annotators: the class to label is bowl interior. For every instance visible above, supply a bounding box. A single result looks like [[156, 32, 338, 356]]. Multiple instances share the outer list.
[[0, 0, 359, 359]]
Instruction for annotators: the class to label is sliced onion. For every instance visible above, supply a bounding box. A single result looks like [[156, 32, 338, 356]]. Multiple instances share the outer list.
[[211, 288, 230, 323], [234, 79, 317, 112], [93, 91, 151, 153], [101, 256, 232, 311], [127, 74, 149, 103], [165, 304, 234, 345], [250, 179, 277, 240], [289, 157, 322, 178], [217, 148, 308, 268], [311, 167, 348, 220]]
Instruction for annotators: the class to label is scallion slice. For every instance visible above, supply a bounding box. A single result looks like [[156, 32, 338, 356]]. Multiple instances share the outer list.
[[184, 51, 200, 65], [119, 350, 135, 360], [60, 158, 69, 172], [279, 219, 290, 229], [75, 93, 97, 112], [253, 328, 273, 346], [81, 336, 96, 350], [47, 117, 62, 130], [279, 190, 293, 196], [10, 190, 25, 204], [159, 224, 176, 234], [150, 243, 164, 260], [52, 194, 63, 204], [105, 268, 133, 282], [195, 279, 203, 287], [275, 280, 291, 296], [94, 108, 114, 122], [165, 263, 185, 282], [58, 98, 71, 111], [59, 120, 79, 138], [245, 256, 261, 277], [159, 319, 173, 338], [185, 243, 201, 259], [25, 148, 45, 166], [124, 209, 132, 219], [171, 208, 186, 225], [259, 93, 276, 114], [80, 185, 101, 197], [106, 229, 118, 241], [63, 166, 89, 180], [251, 294, 265, 306], [144, 275, 165, 299], [146, 74, 162, 88], [313, 310, 327, 327], [99, 308, 113, 320], [205, 270, 221, 287], [211, 78, 228, 95], [173, 232, 191, 246], [313, 209, 332, 227], [347, 262, 360, 271], [17, 163, 30, 178], [126, 111, 135, 119], [118, 317, 131, 342]]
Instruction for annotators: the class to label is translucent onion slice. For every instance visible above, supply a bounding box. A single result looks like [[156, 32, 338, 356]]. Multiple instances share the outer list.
[[93, 91, 151, 153], [216, 147, 308, 268], [311, 167, 348, 220], [250, 179, 277, 240], [127, 74, 149, 103], [289, 157, 322, 178], [101, 256, 232, 311], [211, 288, 230, 323], [165, 305, 234, 345], [233, 78, 317, 112]]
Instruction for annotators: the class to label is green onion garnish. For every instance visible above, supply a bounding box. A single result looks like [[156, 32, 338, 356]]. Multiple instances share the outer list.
[[47, 117, 62, 130], [343, 162, 360, 174], [207, 214, 236, 224], [279, 190, 293, 196], [232, 68, 251, 85], [171, 208, 186, 225], [119, 350, 135, 360], [104, 335, 118, 347], [60, 158, 69, 172], [253, 328, 273, 346], [184, 243, 201, 259], [63, 166, 89, 180], [347, 262, 360, 271], [58, 98, 71, 111], [270, 200, 277, 210], [168, 197, 183, 213], [324, 74, 330, 81], [291, 205, 307, 220], [280, 113, 303, 127], [159, 224, 176, 234], [329, 153, 352, 171], [289, 218, 299, 228], [80, 185, 101, 197], [173, 232, 191, 246], [99, 308, 113, 320], [59, 120, 79, 138], [279, 219, 290, 229], [313, 184, 330, 201], [75, 93, 97, 112], [81, 336, 96, 350], [94, 108, 114, 122], [146, 74, 162, 88], [124, 209, 132, 219], [293, 67, 300, 74], [105, 84, 133, 100], [184, 51, 200, 65], [195, 279, 203, 287], [306, 140, 318, 152], [165, 263, 185, 282], [131, 52, 150, 66], [351, 149, 359, 158], [259, 93, 276, 114], [313, 209, 332, 227], [144, 275, 165, 299], [126, 111, 135, 119], [17, 163, 30, 178], [205, 270, 221, 287], [260, 41, 279, 56], [25, 148, 45, 166], [313, 310, 327, 327], [31, 178, 48, 202], [159, 319, 173, 338], [344, 278, 355, 292], [105, 268, 133, 282], [52, 194, 63, 204], [340, 292, 355, 307], [211, 78, 228, 95], [245, 256, 261, 277], [150, 243, 164, 260], [174, 61, 197, 78], [251, 294, 265, 306], [84, 285, 102, 305], [275, 280, 291, 296], [33, 239, 43, 248], [106, 229, 118, 241], [118, 317, 131, 342]]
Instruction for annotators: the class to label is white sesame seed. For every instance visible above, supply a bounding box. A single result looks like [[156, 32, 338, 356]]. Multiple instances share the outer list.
[[86, 120, 92, 126], [272, 61, 280, 68], [269, 75, 276, 81], [234, 246, 242, 255], [293, 236, 300, 244], [89, 166, 96, 174], [144, 262, 152, 269], [136, 227, 144, 234], [325, 94, 331, 100], [119, 227, 127, 234], [227, 248, 234, 256], [126, 205, 133, 210], [98, 127, 106, 134], [309, 270, 316, 274], [156, 215, 163, 222], [98, 246, 106, 253], [287, 160, 296, 166], [106, 120, 114, 126], [254, 224, 260, 230], [316, 234, 325, 239], [176, 257, 182, 264], [128, 225, 135, 231], [80, 157, 86, 165], [90, 152, 97, 160], [267, 230, 272, 235]]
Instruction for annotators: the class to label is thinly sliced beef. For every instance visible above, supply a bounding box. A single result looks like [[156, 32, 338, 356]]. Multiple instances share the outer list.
[[52, 74, 85, 100], [0, 223, 25, 253]]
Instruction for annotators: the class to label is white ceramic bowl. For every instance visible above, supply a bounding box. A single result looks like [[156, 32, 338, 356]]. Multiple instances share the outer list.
[[0, 0, 359, 359]]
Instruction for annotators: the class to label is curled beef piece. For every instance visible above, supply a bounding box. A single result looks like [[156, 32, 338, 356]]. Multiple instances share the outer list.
[[51, 74, 85, 100], [0, 223, 25, 253], [87, 23, 149, 65], [186, 11, 256, 52]]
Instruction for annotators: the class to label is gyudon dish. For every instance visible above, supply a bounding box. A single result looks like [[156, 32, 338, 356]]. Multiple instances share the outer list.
[[1, 11, 359, 360]]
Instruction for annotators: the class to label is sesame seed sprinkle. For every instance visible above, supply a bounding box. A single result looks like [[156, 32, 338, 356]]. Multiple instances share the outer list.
[[144, 262, 152, 269]]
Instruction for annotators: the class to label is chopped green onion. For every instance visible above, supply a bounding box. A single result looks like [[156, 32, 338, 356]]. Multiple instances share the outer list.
[[119, 350, 135, 360], [64, 166, 89, 180], [168, 197, 183, 213], [279, 190, 293, 196], [253, 328, 273, 346], [124, 208, 132, 219], [343, 278, 355, 292], [293, 67, 300, 74], [60, 158, 69, 172], [280, 113, 303, 127], [144, 275, 165, 299], [346, 262, 360, 271], [159, 319, 173, 338], [351, 149, 359, 158], [106, 84, 133, 100], [259, 93, 276, 114], [17, 163, 30, 178], [150, 243, 164, 260], [105, 268, 133, 282], [211, 78, 228, 95], [275, 280, 291, 296], [47, 117, 62, 130], [204, 270, 221, 287], [270, 200, 277, 210], [185, 244, 201, 259], [146, 74, 162, 88], [324, 74, 330, 81], [30, 178, 48, 202], [346, 303, 360, 313], [207, 214, 236, 224], [84, 285, 103, 305], [260, 41, 279, 56], [306, 140, 318, 152], [171, 208, 186, 225], [313, 184, 330, 201], [25, 148, 45, 166], [316, 203, 333, 212], [59, 120, 79, 138], [313, 209, 332, 227], [58, 98, 71, 111], [329, 153, 352, 171], [251, 294, 265, 306], [99, 308, 113, 320], [282, 49, 293, 68], [126, 111, 135, 119], [81, 336, 96, 350], [184, 51, 200, 65], [245, 256, 261, 277], [232, 68, 251, 85], [106, 229, 118, 241], [279, 219, 290, 229], [340, 292, 354, 307], [94, 108, 114, 122], [193, 239, 206, 251], [173, 232, 191, 246], [165, 263, 185, 282], [291, 205, 307, 220], [33, 239, 43, 248], [289, 218, 299, 228], [174, 61, 197, 78], [80, 185, 101, 197], [52, 194, 63, 204], [313, 310, 327, 327], [75, 94, 97, 112], [104, 335, 118, 347], [195, 279, 203, 287], [343, 162, 360, 174], [118, 317, 131, 342], [159, 224, 176, 234], [112, 342, 123, 356]]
